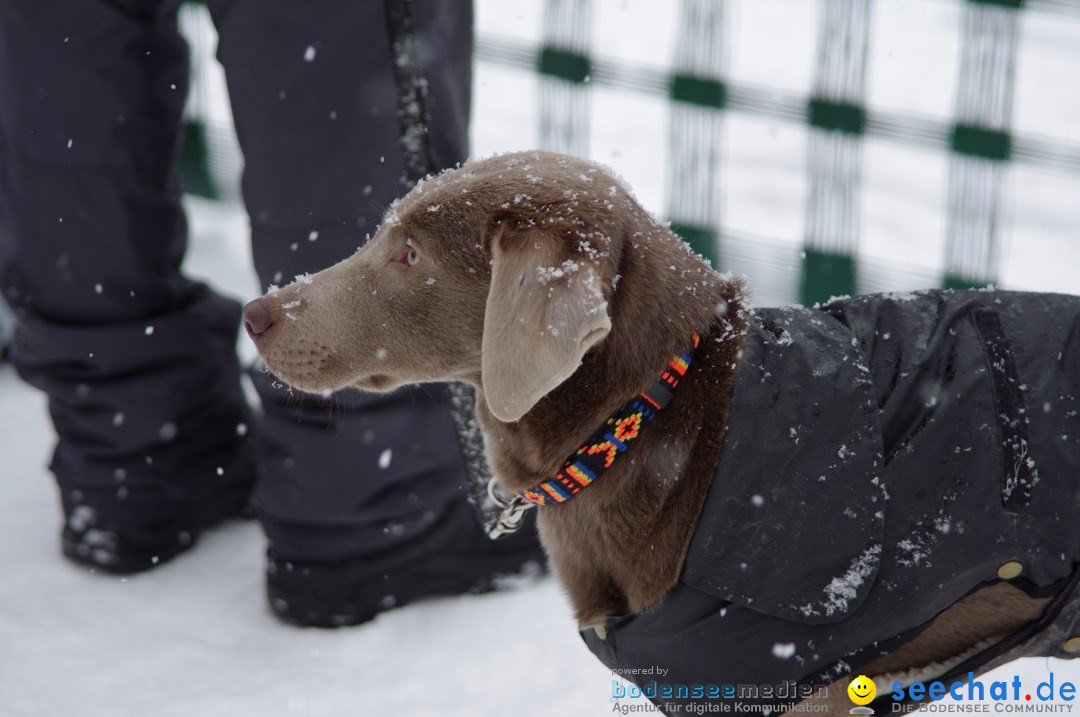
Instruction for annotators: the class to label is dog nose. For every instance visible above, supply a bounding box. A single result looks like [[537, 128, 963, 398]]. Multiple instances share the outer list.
[[243, 299, 274, 337]]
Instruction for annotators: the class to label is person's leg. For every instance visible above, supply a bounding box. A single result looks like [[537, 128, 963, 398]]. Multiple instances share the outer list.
[[0, 0, 255, 572], [208, 0, 540, 625], [210, 0, 471, 558]]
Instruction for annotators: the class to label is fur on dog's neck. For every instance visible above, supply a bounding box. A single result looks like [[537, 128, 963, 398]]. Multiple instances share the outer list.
[[476, 228, 749, 625], [480, 228, 742, 484]]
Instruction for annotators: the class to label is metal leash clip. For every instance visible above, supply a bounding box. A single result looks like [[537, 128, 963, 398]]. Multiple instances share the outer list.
[[486, 478, 533, 540]]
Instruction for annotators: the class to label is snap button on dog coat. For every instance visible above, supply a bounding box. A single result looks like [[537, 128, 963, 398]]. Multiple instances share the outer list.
[[997, 561, 1024, 580]]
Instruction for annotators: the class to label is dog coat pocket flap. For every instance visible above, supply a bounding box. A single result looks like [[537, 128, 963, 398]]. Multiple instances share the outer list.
[[680, 307, 887, 625]]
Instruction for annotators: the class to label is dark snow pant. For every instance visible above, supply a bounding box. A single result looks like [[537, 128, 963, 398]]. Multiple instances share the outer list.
[[0, 0, 473, 560]]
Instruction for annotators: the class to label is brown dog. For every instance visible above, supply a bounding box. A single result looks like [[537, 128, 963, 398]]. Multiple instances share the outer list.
[[244, 151, 1061, 709], [244, 151, 742, 627]]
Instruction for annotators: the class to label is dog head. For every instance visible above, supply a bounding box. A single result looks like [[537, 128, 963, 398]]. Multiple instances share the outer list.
[[245, 151, 649, 422]]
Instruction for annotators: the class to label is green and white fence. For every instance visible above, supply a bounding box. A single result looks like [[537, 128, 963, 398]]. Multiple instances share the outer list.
[[177, 0, 1080, 308]]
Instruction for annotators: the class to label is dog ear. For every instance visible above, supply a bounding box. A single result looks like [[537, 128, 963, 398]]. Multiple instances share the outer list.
[[481, 221, 612, 422]]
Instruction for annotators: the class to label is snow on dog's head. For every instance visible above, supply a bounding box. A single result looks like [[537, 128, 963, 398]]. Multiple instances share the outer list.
[[242, 151, 676, 421]]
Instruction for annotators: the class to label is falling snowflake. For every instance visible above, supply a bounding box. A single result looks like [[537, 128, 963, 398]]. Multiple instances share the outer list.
[[772, 643, 796, 659]]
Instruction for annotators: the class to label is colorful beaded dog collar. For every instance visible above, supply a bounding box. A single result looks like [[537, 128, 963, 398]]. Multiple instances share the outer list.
[[488, 333, 700, 539]]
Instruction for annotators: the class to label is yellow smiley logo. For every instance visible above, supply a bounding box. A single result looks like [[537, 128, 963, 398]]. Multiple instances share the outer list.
[[848, 675, 877, 705]]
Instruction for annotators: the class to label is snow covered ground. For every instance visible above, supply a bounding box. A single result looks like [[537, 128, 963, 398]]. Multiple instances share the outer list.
[[2, 1, 1078, 715]]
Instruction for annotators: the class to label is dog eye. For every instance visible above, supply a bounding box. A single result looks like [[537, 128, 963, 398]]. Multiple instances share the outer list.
[[390, 242, 421, 267]]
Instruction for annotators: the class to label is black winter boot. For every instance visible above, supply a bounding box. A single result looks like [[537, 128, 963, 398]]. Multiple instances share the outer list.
[[266, 498, 546, 628], [61, 448, 256, 574]]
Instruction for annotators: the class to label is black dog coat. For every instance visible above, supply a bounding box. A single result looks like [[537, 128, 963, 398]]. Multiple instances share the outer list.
[[584, 290, 1080, 714]]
